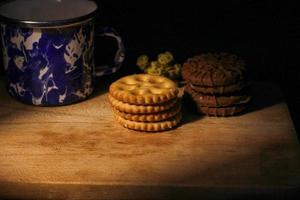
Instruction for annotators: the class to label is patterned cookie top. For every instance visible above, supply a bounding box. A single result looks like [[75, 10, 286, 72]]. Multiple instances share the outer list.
[[109, 74, 178, 105], [182, 53, 246, 86]]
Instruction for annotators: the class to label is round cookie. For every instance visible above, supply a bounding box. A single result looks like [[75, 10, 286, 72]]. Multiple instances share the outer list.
[[109, 74, 179, 105], [108, 94, 178, 114], [112, 103, 181, 122], [189, 81, 246, 94], [196, 105, 246, 117], [114, 112, 182, 132], [182, 53, 246, 87], [185, 84, 251, 107]]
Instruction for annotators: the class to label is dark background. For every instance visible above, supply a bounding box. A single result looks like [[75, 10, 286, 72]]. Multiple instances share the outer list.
[[95, 0, 300, 137], [0, 0, 299, 136]]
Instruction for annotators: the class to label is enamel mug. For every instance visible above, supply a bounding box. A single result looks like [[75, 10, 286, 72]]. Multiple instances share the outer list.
[[0, 0, 125, 106]]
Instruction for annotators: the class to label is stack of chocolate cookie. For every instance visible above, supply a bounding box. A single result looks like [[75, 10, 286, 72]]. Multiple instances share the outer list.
[[182, 53, 251, 116], [108, 74, 182, 132]]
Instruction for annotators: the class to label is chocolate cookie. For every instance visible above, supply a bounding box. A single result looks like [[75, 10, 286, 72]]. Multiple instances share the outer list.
[[185, 84, 251, 107], [196, 105, 246, 117], [182, 53, 246, 87], [189, 81, 246, 94]]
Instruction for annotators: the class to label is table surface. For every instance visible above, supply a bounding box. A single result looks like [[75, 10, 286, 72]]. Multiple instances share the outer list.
[[0, 80, 299, 200]]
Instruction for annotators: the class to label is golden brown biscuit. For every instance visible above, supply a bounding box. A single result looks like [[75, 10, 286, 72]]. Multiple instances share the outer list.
[[114, 112, 182, 132], [109, 74, 179, 105], [112, 103, 181, 122], [108, 94, 178, 114]]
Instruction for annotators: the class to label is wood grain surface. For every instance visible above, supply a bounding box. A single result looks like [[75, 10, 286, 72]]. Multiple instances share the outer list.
[[0, 79, 299, 200]]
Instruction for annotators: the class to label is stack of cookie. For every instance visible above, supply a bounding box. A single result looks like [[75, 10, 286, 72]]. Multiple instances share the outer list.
[[108, 74, 182, 132], [182, 53, 251, 117]]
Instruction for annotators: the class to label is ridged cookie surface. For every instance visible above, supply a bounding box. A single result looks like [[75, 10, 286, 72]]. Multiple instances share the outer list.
[[114, 112, 182, 132], [109, 74, 179, 105], [108, 94, 178, 114], [112, 103, 181, 122]]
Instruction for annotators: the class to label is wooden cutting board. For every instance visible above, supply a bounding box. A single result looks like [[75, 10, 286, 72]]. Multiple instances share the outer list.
[[0, 79, 299, 200]]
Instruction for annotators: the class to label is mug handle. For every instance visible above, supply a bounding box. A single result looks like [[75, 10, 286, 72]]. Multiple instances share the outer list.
[[94, 27, 125, 77]]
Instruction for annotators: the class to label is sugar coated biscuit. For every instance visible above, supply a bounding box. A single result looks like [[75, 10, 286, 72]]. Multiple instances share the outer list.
[[109, 74, 179, 105]]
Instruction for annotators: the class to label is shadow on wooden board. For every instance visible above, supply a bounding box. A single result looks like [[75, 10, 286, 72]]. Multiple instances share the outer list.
[[0, 181, 299, 200]]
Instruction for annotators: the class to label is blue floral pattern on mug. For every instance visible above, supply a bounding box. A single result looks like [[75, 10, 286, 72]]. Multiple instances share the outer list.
[[1, 21, 95, 106]]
